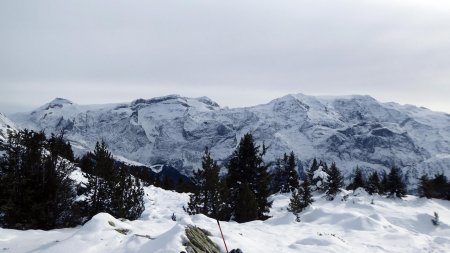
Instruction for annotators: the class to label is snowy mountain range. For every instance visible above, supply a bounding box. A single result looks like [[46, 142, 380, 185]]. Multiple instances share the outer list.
[[5, 94, 450, 183]]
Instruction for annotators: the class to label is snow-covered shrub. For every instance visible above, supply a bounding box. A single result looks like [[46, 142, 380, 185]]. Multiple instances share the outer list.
[[432, 212, 440, 226]]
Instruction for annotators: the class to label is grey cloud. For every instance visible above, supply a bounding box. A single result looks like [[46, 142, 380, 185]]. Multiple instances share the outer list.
[[1, 0, 450, 113]]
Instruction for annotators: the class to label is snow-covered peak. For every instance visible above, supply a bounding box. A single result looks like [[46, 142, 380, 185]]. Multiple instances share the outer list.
[[131, 95, 220, 112], [131, 95, 182, 107], [195, 96, 220, 108], [37, 97, 74, 111], [50, 97, 74, 105]]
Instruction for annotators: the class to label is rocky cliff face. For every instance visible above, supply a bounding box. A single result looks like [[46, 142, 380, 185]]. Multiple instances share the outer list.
[[8, 94, 450, 182]]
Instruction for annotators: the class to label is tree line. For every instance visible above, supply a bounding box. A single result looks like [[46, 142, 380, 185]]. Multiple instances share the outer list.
[[0, 129, 145, 230], [185, 134, 272, 223], [1, 129, 448, 229], [185, 133, 450, 223]]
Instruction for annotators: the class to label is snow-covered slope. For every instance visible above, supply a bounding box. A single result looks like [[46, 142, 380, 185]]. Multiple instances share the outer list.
[[0, 113, 17, 143], [0, 113, 18, 152], [9, 94, 450, 180], [0, 186, 449, 253]]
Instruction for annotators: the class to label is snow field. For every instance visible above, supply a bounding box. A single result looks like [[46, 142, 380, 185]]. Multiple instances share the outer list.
[[0, 186, 449, 253]]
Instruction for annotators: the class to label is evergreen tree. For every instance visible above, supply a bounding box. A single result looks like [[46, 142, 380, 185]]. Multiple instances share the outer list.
[[82, 141, 144, 220], [320, 161, 329, 174], [365, 172, 381, 195], [110, 166, 145, 220], [324, 162, 344, 200], [226, 133, 272, 222], [161, 176, 174, 190], [286, 151, 300, 192], [215, 179, 232, 221], [185, 148, 223, 219], [306, 158, 318, 182], [418, 175, 432, 198], [418, 174, 450, 200], [300, 177, 314, 207], [288, 177, 313, 222], [380, 172, 388, 194], [386, 167, 406, 198], [430, 174, 450, 200], [348, 167, 365, 191], [254, 159, 272, 220], [310, 160, 329, 192], [271, 157, 286, 193], [288, 189, 303, 222], [271, 152, 299, 194], [234, 182, 258, 223], [83, 141, 116, 217], [0, 129, 79, 229], [47, 132, 74, 162]]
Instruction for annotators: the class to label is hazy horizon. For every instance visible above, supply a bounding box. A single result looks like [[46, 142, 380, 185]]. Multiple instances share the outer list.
[[2, 91, 449, 116]]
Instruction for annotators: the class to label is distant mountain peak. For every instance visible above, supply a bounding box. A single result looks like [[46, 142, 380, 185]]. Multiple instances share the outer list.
[[49, 97, 74, 105], [130, 95, 220, 110], [131, 95, 181, 106], [195, 96, 220, 108]]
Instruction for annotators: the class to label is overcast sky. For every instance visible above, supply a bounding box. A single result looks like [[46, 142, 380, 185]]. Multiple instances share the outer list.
[[1, 0, 450, 114]]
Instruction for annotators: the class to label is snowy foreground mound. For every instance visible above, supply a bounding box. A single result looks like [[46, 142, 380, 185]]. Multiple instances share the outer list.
[[1, 186, 449, 253]]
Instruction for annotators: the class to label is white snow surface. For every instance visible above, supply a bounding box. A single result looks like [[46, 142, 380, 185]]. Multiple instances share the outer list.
[[1, 186, 449, 253]]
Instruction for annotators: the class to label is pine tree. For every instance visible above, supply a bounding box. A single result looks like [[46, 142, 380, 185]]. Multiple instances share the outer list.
[[418, 174, 450, 200], [300, 177, 314, 207], [348, 167, 365, 191], [254, 160, 272, 220], [271, 158, 285, 193], [47, 132, 74, 162], [215, 179, 232, 221], [324, 162, 344, 200], [82, 141, 144, 220], [386, 167, 406, 198], [185, 168, 204, 215], [365, 172, 381, 195], [0, 129, 79, 229], [418, 175, 431, 198], [186, 148, 223, 219], [430, 174, 450, 200], [288, 189, 303, 222], [234, 182, 258, 223], [310, 160, 328, 192], [110, 166, 145, 220], [380, 172, 388, 194], [288, 177, 313, 222], [83, 141, 115, 217], [286, 151, 300, 192], [306, 158, 319, 182], [226, 133, 272, 222]]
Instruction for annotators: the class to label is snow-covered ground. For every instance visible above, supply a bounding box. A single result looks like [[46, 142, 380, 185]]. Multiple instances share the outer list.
[[1, 186, 449, 253]]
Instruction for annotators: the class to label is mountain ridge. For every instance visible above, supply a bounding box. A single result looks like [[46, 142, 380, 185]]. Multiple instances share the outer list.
[[6, 93, 450, 185]]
